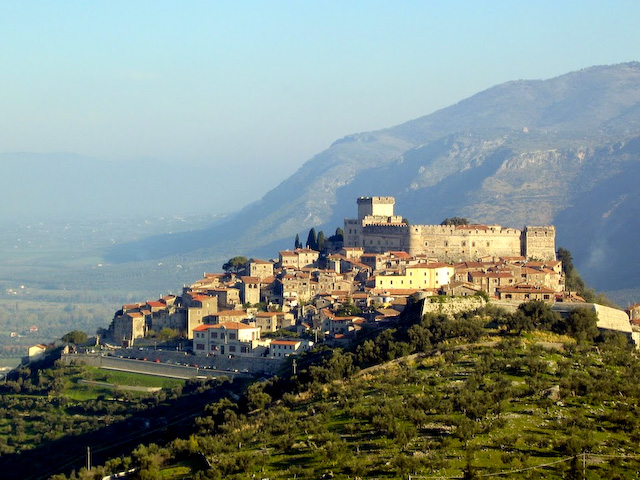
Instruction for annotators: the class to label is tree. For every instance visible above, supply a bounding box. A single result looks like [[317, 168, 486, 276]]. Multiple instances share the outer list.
[[306, 228, 318, 250], [61, 330, 88, 345], [506, 310, 534, 334], [565, 308, 599, 343], [518, 300, 561, 331], [294, 233, 301, 249], [441, 217, 469, 226], [222, 256, 249, 274], [557, 247, 587, 293], [316, 230, 326, 252], [158, 328, 179, 341]]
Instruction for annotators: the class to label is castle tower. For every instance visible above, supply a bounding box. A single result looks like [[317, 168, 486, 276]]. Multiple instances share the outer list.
[[357, 196, 395, 220], [523, 226, 556, 260]]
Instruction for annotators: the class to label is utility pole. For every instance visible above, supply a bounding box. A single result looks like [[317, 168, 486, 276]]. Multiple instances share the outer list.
[[87, 446, 91, 471]]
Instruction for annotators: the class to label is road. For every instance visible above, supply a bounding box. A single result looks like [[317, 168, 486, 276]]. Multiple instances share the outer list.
[[64, 353, 252, 380]]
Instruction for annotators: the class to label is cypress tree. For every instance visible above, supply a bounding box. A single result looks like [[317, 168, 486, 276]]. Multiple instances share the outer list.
[[317, 230, 326, 252], [306, 228, 318, 250]]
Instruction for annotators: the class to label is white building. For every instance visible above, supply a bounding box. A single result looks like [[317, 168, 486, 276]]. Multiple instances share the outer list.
[[192, 321, 263, 356]]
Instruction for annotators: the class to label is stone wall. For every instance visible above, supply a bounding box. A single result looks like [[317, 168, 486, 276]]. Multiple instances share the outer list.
[[417, 294, 486, 319], [409, 225, 523, 261]]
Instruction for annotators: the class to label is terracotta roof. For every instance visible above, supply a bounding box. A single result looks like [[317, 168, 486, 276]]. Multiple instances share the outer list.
[[191, 294, 215, 302], [193, 321, 256, 331], [240, 276, 260, 283], [250, 258, 272, 264], [497, 284, 555, 293], [146, 301, 165, 308], [408, 262, 452, 269], [389, 251, 411, 258], [295, 248, 318, 254], [271, 339, 300, 346], [351, 292, 369, 299]]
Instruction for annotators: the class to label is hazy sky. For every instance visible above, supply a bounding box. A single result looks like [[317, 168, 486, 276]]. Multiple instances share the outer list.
[[2, 1, 639, 204]]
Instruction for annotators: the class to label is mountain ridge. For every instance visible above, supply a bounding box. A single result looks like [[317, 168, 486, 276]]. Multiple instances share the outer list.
[[101, 62, 640, 292]]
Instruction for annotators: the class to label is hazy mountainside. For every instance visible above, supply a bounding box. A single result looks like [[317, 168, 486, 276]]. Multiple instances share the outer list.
[[106, 62, 640, 292]]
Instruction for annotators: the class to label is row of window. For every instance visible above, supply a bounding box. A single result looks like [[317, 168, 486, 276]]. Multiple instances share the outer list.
[[195, 331, 237, 340], [423, 241, 491, 247]]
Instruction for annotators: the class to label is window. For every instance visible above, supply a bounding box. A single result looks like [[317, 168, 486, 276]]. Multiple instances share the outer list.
[[229, 345, 236, 352], [211, 332, 218, 339], [462, 241, 466, 247], [229, 333, 236, 340], [196, 343, 205, 350]]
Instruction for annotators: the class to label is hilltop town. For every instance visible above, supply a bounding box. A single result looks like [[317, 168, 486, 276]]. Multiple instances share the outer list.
[[101, 197, 639, 368], [10, 197, 640, 480]]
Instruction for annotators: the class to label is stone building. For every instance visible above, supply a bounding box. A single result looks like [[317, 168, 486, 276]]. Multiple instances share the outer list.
[[344, 196, 556, 261]]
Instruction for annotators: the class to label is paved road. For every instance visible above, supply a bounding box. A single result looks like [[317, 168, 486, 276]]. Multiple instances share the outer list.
[[65, 354, 252, 380]]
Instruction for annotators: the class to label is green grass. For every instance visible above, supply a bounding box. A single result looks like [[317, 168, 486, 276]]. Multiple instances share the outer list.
[[90, 368, 185, 389], [61, 366, 184, 401]]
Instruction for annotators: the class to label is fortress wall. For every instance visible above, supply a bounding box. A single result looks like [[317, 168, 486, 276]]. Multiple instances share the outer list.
[[408, 225, 522, 261]]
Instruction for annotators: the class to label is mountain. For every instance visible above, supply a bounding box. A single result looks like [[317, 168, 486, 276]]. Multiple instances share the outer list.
[[106, 63, 640, 293]]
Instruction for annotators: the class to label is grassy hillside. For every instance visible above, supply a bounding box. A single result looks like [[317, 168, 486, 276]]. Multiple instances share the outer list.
[[43, 300, 640, 480]]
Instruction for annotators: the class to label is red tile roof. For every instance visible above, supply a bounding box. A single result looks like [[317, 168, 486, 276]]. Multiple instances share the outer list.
[[271, 339, 300, 346]]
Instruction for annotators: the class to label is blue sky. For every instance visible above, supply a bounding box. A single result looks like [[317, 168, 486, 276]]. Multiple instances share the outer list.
[[1, 1, 639, 206]]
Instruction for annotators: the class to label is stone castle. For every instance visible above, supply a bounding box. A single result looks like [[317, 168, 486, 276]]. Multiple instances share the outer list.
[[344, 196, 556, 261]]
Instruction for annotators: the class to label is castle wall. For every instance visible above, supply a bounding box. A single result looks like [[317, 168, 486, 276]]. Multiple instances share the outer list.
[[408, 225, 522, 261]]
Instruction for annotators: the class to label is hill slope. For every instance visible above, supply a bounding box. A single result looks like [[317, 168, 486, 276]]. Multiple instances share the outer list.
[[106, 62, 640, 292]]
